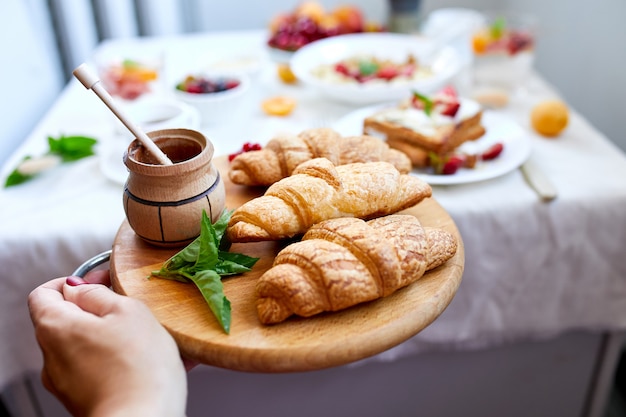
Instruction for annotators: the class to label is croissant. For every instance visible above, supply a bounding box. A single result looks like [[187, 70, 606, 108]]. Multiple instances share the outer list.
[[227, 158, 432, 242], [256, 215, 458, 324], [228, 127, 412, 186]]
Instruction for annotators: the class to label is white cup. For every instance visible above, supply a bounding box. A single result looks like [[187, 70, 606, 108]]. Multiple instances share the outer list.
[[114, 99, 201, 137]]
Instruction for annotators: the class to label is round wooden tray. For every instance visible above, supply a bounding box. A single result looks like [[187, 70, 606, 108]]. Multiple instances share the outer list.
[[110, 156, 464, 373]]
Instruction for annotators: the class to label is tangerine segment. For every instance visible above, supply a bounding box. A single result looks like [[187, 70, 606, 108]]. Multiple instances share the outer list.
[[472, 32, 489, 54], [262, 96, 297, 116], [277, 64, 297, 84]]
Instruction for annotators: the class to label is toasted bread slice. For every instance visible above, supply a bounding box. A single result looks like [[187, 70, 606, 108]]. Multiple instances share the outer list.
[[363, 98, 485, 157], [385, 123, 486, 167]]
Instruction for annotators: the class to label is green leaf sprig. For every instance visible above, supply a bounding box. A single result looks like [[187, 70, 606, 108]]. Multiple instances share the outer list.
[[412, 91, 434, 116], [47, 135, 98, 162], [4, 134, 97, 187], [151, 209, 259, 334], [358, 59, 380, 77], [490, 17, 506, 40]]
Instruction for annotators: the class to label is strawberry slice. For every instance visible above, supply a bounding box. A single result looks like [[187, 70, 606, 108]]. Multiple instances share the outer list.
[[433, 86, 460, 117], [411, 91, 434, 115], [441, 155, 465, 175], [411, 86, 461, 117], [439, 101, 460, 117], [377, 65, 399, 80], [481, 142, 504, 160], [334, 62, 350, 76]]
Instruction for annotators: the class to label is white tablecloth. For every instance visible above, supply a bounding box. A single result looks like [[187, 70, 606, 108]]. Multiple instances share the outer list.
[[1, 30, 626, 390]]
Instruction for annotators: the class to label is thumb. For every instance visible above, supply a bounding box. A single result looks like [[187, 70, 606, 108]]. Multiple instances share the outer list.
[[62, 277, 127, 317]]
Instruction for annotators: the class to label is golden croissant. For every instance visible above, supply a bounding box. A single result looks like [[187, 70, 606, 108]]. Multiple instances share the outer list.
[[256, 215, 458, 324], [227, 158, 432, 242], [228, 127, 412, 186]]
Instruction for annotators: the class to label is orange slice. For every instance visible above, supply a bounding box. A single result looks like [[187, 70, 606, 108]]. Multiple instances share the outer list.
[[262, 96, 297, 116], [472, 31, 489, 54], [277, 64, 297, 84]]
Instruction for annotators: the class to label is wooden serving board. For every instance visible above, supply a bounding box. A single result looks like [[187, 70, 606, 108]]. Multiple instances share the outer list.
[[110, 156, 464, 373]]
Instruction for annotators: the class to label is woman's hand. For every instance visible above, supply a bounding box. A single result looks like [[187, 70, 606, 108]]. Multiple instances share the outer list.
[[28, 270, 187, 417]]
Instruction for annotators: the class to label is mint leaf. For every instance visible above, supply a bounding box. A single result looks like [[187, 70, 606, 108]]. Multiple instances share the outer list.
[[194, 211, 220, 272], [191, 269, 231, 334], [358, 60, 380, 76], [413, 91, 434, 116], [122, 59, 139, 69], [3, 135, 97, 188], [490, 17, 506, 39], [151, 209, 259, 334], [48, 135, 97, 162], [4, 167, 34, 187]]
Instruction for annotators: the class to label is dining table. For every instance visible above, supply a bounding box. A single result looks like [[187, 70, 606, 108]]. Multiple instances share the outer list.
[[1, 29, 626, 417]]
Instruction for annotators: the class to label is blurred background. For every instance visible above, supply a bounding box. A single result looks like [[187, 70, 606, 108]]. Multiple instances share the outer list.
[[2, 0, 625, 169]]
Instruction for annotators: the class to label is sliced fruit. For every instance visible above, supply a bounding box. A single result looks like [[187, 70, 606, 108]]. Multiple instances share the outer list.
[[261, 96, 297, 116], [277, 64, 297, 83], [441, 155, 465, 175], [472, 31, 490, 54], [481, 142, 504, 160]]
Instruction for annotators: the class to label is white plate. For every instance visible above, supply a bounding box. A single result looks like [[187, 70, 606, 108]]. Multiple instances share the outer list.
[[290, 33, 463, 105], [332, 104, 531, 185]]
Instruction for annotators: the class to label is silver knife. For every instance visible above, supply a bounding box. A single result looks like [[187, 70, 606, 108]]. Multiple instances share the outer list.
[[520, 158, 558, 202]]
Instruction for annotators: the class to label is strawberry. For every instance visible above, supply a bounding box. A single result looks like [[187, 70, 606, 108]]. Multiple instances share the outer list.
[[412, 86, 460, 117], [481, 142, 504, 160], [377, 65, 399, 80], [439, 101, 460, 117], [334, 62, 350, 76], [441, 155, 465, 175], [433, 85, 460, 117], [411, 91, 434, 115]]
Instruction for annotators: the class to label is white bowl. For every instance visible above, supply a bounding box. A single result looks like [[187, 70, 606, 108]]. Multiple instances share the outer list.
[[290, 32, 463, 105], [172, 72, 250, 126]]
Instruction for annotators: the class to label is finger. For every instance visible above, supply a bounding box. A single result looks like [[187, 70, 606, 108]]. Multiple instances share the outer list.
[[83, 269, 111, 286], [182, 357, 198, 372], [28, 277, 73, 321], [62, 281, 129, 318]]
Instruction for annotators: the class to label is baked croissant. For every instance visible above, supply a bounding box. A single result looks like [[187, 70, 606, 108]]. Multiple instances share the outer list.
[[228, 127, 412, 186], [227, 158, 432, 242], [256, 215, 457, 324]]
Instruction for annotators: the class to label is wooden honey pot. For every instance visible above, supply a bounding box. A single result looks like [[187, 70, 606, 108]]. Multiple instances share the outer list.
[[123, 128, 225, 247]]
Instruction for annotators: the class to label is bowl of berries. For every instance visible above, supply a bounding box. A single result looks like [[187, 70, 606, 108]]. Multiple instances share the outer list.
[[266, 1, 384, 83], [267, 1, 384, 58], [290, 32, 463, 105], [173, 73, 250, 126]]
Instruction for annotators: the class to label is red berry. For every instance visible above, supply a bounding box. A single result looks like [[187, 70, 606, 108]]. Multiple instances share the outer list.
[[481, 142, 504, 160], [377, 66, 399, 80], [228, 150, 242, 162], [224, 80, 240, 90], [441, 155, 465, 175], [434, 86, 460, 117], [440, 102, 460, 117], [334, 63, 350, 76]]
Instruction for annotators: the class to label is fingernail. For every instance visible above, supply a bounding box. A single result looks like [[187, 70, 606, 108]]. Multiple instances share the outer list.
[[66, 276, 88, 286]]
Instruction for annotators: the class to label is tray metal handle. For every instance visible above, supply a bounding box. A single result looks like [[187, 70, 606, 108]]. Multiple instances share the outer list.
[[72, 250, 112, 277]]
